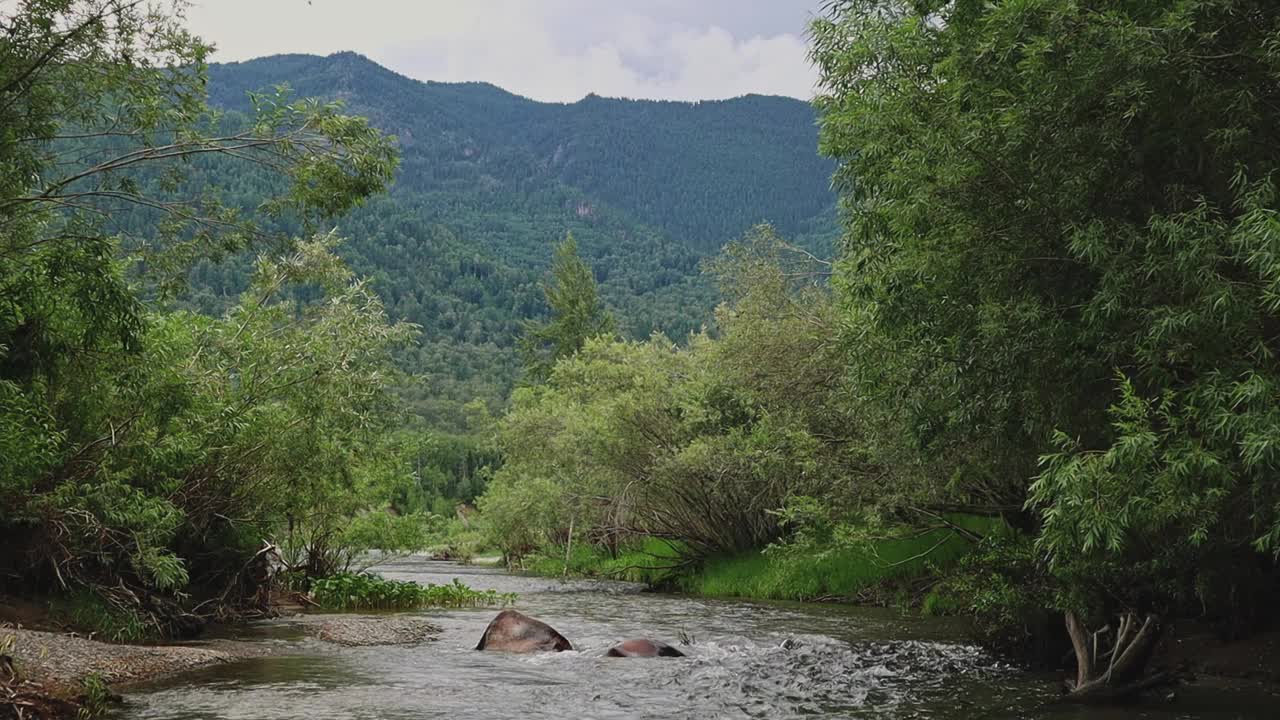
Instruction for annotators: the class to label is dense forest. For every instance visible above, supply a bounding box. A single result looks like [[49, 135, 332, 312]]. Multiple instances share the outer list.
[[183, 52, 838, 427], [5, 0, 1280, 712]]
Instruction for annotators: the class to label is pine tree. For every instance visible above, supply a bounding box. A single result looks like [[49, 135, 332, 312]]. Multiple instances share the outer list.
[[519, 233, 615, 381]]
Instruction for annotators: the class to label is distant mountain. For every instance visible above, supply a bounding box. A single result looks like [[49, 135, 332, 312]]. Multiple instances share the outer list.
[[194, 52, 836, 427]]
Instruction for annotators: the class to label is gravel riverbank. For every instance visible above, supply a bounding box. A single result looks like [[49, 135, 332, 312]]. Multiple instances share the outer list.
[[302, 615, 441, 646], [2, 612, 443, 717], [4, 628, 263, 696]]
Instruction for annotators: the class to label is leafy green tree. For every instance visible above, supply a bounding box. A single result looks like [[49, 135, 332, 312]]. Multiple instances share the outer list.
[[0, 0, 407, 634], [519, 233, 616, 380], [481, 227, 860, 564], [813, 0, 1280, 697]]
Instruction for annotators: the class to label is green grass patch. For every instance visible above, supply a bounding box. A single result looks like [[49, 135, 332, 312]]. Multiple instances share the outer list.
[[519, 516, 1005, 608], [77, 673, 112, 719], [310, 573, 516, 610], [683, 516, 1005, 603], [48, 589, 153, 642], [523, 537, 685, 585]]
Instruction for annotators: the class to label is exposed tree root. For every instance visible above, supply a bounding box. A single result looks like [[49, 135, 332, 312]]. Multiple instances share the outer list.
[[1060, 611, 1174, 703]]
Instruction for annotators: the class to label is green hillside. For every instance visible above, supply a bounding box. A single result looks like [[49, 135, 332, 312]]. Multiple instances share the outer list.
[[195, 52, 836, 426]]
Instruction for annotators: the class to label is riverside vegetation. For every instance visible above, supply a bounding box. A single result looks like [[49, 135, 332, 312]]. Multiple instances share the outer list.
[[469, 0, 1280, 704], [0, 0, 502, 651], [4, 0, 1280, 715], [310, 574, 516, 611]]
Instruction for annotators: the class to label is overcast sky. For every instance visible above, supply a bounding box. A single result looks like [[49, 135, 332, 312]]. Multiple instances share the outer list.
[[183, 0, 822, 102]]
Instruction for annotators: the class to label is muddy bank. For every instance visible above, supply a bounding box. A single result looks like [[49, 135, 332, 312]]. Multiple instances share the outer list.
[[1164, 624, 1280, 684]]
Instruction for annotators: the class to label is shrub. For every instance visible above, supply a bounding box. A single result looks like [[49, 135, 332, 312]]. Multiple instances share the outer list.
[[935, 533, 1064, 666], [522, 538, 685, 585], [49, 590, 152, 643], [309, 573, 515, 610], [77, 674, 112, 719]]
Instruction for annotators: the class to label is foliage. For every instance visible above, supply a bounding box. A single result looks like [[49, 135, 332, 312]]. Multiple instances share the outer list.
[[425, 518, 490, 564], [0, 0, 427, 632], [520, 233, 616, 381], [76, 674, 111, 720], [49, 590, 152, 643], [309, 573, 515, 611], [689, 510, 1001, 603], [812, 0, 1280, 651], [182, 52, 838, 427], [928, 533, 1063, 664], [479, 226, 869, 565], [521, 538, 685, 584], [398, 425, 501, 511]]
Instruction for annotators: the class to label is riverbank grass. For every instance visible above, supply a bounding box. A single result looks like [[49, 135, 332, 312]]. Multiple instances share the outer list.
[[523, 537, 685, 584], [684, 517, 1006, 604], [48, 590, 153, 643], [310, 573, 516, 610]]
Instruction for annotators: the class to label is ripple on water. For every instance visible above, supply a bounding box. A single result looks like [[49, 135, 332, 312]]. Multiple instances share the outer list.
[[114, 559, 1033, 720]]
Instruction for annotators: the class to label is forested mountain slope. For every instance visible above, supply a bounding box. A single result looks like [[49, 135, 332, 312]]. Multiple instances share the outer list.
[[197, 52, 836, 425]]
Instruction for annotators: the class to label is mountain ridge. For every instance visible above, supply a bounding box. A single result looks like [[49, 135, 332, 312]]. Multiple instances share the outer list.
[[195, 51, 836, 427], [212, 51, 811, 105]]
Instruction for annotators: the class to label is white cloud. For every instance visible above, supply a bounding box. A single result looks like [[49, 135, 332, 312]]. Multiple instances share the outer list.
[[183, 0, 819, 101]]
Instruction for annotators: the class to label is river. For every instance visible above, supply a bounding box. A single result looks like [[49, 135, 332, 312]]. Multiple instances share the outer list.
[[114, 558, 1277, 719]]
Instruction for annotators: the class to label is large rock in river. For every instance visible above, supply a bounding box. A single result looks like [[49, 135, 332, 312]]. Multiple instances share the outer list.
[[475, 609, 572, 653], [605, 639, 685, 657]]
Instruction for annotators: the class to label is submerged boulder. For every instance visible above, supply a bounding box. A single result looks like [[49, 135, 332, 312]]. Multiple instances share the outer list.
[[605, 639, 685, 657], [475, 609, 572, 653]]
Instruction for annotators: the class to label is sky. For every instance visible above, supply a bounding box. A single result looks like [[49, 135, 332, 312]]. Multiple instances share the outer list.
[[183, 0, 823, 102]]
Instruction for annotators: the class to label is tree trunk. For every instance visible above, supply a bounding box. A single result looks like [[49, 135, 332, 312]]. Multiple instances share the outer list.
[[563, 514, 575, 577], [1061, 611, 1172, 703]]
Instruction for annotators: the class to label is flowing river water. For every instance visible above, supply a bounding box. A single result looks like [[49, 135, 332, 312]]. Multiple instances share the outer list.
[[114, 558, 1277, 719]]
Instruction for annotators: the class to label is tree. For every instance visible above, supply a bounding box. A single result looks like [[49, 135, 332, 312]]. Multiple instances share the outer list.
[[813, 0, 1280, 699], [481, 227, 860, 565], [519, 232, 616, 380], [0, 0, 405, 634]]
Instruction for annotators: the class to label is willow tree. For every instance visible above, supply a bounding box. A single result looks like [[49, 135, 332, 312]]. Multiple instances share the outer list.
[[813, 0, 1280, 699]]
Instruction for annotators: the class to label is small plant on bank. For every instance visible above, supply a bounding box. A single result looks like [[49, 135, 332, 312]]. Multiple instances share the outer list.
[[76, 674, 112, 719], [50, 590, 154, 643], [309, 573, 516, 610]]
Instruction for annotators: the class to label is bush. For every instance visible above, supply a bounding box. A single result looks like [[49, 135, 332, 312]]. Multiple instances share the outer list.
[[934, 533, 1065, 666], [77, 674, 112, 719], [426, 518, 488, 563], [309, 573, 515, 610], [49, 590, 152, 643], [522, 538, 685, 585]]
